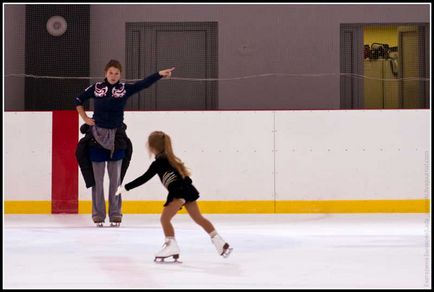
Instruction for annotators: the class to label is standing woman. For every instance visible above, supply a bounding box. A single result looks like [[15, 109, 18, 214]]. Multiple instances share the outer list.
[[74, 59, 174, 227]]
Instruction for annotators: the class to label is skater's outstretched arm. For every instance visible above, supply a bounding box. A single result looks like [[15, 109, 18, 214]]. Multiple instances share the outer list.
[[120, 162, 159, 193]]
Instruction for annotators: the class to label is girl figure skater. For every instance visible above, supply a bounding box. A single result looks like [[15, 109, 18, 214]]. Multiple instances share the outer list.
[[116, 131, 232, 262]]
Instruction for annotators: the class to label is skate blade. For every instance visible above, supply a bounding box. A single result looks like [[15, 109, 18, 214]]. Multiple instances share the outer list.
[[154, 255, 182, 264], [95, 223, 104, 228], [222, 247, 233, 258], [110, 223, 121, 227]]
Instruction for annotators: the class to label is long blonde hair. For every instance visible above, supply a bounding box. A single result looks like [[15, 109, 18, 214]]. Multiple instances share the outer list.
[[148, 131, 191, 178]]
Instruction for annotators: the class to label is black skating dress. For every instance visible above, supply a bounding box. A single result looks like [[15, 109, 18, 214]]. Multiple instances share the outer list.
[[124, 153, 199, 206]]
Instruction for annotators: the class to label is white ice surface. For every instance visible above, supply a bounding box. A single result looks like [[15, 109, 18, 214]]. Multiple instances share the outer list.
[[3, 214, 431, 289]]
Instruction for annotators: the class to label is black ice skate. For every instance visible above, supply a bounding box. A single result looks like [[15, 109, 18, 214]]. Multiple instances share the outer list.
[[109, 216, 122, 227], [93, 217, 104, 228]]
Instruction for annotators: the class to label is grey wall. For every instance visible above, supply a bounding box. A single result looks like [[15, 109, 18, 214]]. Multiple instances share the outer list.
[[5, 5, 25, 110], [89, 4, 429, 110], [5, 4, 430, 110]]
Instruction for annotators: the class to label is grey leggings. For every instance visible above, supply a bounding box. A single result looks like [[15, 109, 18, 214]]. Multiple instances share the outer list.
[[91, 160, 122, 222]]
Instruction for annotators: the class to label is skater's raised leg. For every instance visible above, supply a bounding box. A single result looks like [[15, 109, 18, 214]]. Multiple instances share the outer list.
[[185, 201, 232, 257], [184, 201, 215, 233], [92, 161, 107, 225]]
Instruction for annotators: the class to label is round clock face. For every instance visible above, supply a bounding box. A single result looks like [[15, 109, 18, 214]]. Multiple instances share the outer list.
[[46, 16, 67, 37]]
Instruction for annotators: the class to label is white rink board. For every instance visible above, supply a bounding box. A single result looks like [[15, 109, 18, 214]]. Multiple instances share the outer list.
[[5, 110, 430, 202], [79, 111, 275, 201], [4, 112, 52, 200], [275, 110, 430, 200]]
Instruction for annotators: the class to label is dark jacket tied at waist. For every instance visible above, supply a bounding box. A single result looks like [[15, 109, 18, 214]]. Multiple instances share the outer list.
[[76, 123, 133, 188]]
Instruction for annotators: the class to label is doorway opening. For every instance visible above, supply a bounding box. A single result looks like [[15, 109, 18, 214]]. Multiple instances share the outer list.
[[340, 23, 429, 109]]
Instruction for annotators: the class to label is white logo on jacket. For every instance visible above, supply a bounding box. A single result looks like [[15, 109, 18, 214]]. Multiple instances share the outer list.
[[112, 83, 126, 98], [94, 82, 108, 97]]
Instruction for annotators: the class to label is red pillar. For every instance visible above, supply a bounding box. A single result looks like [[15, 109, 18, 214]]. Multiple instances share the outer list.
[[51, 111, 79, 213]]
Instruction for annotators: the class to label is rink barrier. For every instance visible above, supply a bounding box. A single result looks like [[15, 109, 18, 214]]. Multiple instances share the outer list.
[[4, 110, 430, 214], [4, 201, 52, 214], [4, 199, 429, 214]]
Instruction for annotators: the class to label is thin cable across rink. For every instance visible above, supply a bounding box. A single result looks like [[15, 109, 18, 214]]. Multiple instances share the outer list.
[[4, 73, 430, 82]]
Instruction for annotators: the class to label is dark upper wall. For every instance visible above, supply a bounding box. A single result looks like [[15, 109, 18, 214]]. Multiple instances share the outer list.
[[25, 5, 90, 110], [5, 4, 430, 110], [5, 5, 25, 110]]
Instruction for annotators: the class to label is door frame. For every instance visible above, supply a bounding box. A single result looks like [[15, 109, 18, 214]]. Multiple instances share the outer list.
[[340, 22, 429, 109], [398, 25, 428, 109], [340, 24, 364, 109], [125, 22, 218, 110]]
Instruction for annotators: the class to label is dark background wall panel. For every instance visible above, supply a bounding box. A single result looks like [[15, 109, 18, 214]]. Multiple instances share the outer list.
[[25, 5, 90, 110]]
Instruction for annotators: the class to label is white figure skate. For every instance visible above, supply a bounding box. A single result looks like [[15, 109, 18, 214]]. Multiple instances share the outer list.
[[154, 238, 182, 263], [211, 234, 233, 258]]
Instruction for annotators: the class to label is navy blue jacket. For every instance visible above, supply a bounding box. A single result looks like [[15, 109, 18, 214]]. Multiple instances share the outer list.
[[74, 72, 162, 129]]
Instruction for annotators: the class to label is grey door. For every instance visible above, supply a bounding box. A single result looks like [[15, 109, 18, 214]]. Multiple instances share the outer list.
[[126, 22, 218, 110]]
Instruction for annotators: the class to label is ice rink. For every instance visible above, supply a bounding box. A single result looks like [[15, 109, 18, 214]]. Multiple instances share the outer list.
[[3, 214, 431, 289]]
